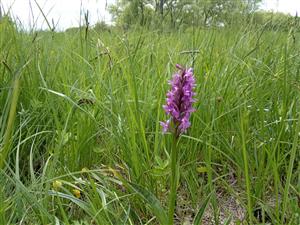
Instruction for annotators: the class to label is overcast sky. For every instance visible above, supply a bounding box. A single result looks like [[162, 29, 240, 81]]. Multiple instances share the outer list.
[[1, 0, 115, 30], [1, 0, 300, 30]]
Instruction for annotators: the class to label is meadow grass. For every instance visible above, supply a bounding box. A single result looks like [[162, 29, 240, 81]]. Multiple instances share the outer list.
[[1, 17, 300, 224]]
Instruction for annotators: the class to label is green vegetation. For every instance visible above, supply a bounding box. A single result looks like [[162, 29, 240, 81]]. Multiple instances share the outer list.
[[1, 7, 300, 225], [109, 0, 262, 28]]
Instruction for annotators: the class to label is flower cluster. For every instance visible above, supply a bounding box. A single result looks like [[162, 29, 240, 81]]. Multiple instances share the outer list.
[[160, 64, 196, 135]]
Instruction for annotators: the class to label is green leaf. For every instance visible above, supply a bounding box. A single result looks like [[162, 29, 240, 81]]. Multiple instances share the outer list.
[[223, 216, 232, 225], [193, 193, 212, 225], [196, 166, 208, 173], [48, 190, 94, 216], [129, 182, 168, 225]]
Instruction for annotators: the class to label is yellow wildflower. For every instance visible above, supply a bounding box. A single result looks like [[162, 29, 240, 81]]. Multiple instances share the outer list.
[[52, 180, 62, 190], [81, 167, 88, 173], [73, 189, 81, 198]]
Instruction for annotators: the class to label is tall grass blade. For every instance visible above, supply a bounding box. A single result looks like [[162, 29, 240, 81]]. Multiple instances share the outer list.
[[0, 76, 20, 169], [192, 193, 212, 225]]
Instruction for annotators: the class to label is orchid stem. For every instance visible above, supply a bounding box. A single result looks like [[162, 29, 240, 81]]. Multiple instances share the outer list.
[[168, 133, 179, 225]]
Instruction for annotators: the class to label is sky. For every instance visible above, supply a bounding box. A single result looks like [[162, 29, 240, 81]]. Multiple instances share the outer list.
[[261, 0, 300, 15], [0, 0, 115, 30], [1, 0, 300, 30]]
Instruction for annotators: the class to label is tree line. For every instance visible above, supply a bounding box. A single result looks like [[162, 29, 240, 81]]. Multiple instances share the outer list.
[[108, 0, 300, 31]]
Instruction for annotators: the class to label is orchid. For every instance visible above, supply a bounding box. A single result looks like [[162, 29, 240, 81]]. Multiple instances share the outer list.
[[160, 64, 197, 225], [161, 64, 196, 135]]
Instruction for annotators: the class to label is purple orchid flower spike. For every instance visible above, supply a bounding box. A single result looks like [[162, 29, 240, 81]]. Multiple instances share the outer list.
[[161, 64, 196, 135]]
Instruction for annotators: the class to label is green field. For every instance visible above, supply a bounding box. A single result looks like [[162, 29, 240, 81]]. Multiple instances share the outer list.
[[1, 17, 300, 224]]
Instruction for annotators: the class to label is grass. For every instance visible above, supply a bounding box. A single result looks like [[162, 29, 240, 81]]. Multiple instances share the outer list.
[[1, 16, 300, 224]]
